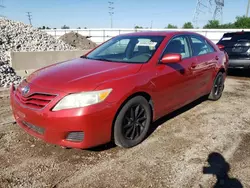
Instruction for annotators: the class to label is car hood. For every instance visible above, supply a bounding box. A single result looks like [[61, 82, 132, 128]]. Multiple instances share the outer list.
[[26, 58, 142, 93]]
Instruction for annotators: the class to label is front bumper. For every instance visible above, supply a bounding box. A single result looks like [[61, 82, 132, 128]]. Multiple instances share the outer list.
[[228, 59, 250, 69], [10, 85, 117, 149]]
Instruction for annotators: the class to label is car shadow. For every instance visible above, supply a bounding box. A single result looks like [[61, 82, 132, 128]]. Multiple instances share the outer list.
[[167, 63, 186, 75], [87, 142, 116, 152], [202, 152, 243, 188], [88, 95, 208, 152], [147, 95, 208, 138], [227, 69, 250, 78]]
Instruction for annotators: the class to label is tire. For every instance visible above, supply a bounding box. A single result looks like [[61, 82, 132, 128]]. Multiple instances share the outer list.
[[114, 96, 152, 148], [208, 72, 225, 101]]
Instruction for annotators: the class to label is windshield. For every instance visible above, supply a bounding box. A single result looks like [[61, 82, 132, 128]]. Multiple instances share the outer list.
[[86, 35, 165, 63]]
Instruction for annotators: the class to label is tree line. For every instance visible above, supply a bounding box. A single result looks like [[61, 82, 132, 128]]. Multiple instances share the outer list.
[[135, 16, 250, 29], [38, 25, 87, 30], [38, 16, 250, 30]]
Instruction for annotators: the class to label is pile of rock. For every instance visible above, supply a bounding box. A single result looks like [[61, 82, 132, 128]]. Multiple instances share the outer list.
[[0, 18, 75, 87]]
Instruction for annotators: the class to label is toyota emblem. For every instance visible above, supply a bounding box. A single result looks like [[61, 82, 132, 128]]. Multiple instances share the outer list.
[[21, 85, 30, 96]]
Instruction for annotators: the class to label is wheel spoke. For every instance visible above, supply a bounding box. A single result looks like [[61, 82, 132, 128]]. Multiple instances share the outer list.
[[124, 122, 133, 129], [135, 105, 140, 118], [137, 116, 147, 122], [130, 125, 136, 139], [137, 108, 145, 118], [135, 125, 140, 138], [137, 122, 144, 128], [125, 125, 134, 138], [130, 107, 135, 120], [125, 116, 131, 122]]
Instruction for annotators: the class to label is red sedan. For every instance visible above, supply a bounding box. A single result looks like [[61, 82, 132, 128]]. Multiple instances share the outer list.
[[10, 31, 228, 149]]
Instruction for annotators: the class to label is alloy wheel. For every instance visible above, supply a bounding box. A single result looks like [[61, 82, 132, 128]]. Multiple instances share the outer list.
[[214, 74, 224, 96], [122, 104, 147, 140]]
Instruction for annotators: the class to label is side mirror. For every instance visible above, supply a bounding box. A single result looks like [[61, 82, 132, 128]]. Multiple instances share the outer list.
[[217, 44, 225, 51], [160, 54, 182, 64]]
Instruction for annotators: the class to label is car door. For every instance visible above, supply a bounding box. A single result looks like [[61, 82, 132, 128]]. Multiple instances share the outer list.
[[189, 35, 218, 97], [152, 35, 199, 117]]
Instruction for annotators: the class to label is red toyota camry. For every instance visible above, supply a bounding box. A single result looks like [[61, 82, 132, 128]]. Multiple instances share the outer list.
[[10, 31, 228, 149]]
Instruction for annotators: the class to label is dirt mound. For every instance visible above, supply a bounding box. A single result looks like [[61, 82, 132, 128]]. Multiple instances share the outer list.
[[59, 32, 97, 50]]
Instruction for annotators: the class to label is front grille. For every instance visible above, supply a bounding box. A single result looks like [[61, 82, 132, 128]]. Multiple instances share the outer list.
[[66, 132, 84, 142], [15, 89, 56, 109], [22, 121, 45, 135]]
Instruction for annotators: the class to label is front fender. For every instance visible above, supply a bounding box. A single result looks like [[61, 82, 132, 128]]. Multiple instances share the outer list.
[[94, 71, 155, 111]]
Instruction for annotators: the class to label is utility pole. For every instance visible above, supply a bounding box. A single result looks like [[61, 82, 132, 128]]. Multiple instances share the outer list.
[[193, 0, 213, 27], [150, 20, 153, 29], [0, 0, 5, 18], [26, 12, 32, 25], [246, 0, 250, 17], [213, 0, 224, 24], [108, 1, 114, 28]]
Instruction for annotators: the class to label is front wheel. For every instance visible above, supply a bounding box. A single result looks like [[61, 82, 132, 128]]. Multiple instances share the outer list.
[[208, 72, 225, 101], [114, 96, 152, 148]]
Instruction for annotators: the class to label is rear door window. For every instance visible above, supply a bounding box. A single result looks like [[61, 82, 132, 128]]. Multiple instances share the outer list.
[[190, 35, 214, 56]]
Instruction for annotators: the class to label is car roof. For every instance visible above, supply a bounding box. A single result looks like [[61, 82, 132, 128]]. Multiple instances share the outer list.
[[222, 31, 250, 36], [119, 31, 199, 37]]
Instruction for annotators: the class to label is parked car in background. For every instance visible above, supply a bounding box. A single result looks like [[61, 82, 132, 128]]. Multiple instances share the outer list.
[[217, 31, 250, 69], [10, 31, 228, 149]]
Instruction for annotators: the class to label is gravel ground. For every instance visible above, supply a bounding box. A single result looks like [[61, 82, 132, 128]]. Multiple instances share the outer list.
[[0, 76, 250, 188]]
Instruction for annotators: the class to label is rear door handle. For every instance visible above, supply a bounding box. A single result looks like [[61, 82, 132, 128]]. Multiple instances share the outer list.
[[215, 56, 219, 60], [191, 62, 197, 69]]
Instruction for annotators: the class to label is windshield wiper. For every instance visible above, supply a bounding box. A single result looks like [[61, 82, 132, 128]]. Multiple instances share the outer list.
[[80, 55, 92, 59], [94, 58, 116, 62], [80, 56, 115, 62]]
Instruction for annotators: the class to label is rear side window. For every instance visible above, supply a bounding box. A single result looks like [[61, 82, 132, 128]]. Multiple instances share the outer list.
[[220, 32, 250, 42], [134, 39, 158, 51], [190, 35, 214, 56]]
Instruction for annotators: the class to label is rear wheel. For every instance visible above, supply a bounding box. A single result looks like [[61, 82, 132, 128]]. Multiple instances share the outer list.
[[114, 96, 152, 148], [208, 72, 225, 101]]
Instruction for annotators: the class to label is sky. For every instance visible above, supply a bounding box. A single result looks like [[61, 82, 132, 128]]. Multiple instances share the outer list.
[[1, 0, 248, 28]]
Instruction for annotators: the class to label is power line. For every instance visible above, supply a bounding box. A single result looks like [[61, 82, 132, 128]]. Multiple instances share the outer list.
[[108, 1, 114, 28], [26, 12, 32, 25]]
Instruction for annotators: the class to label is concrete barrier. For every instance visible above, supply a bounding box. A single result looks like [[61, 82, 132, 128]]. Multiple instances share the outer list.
[[10, 50, 91, 76]]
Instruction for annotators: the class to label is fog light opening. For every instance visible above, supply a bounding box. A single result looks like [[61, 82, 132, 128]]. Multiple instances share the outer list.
[[66, 131, 84, 142]]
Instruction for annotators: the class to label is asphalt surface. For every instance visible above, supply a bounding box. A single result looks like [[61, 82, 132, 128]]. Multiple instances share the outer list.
[[0, 71, 250, 188]]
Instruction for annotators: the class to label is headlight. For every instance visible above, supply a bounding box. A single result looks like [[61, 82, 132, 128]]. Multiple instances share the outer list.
[[52, 89, 112, 111]]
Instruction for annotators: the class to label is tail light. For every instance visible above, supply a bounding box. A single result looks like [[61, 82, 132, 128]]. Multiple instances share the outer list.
[[217, 44, 225, 51]]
